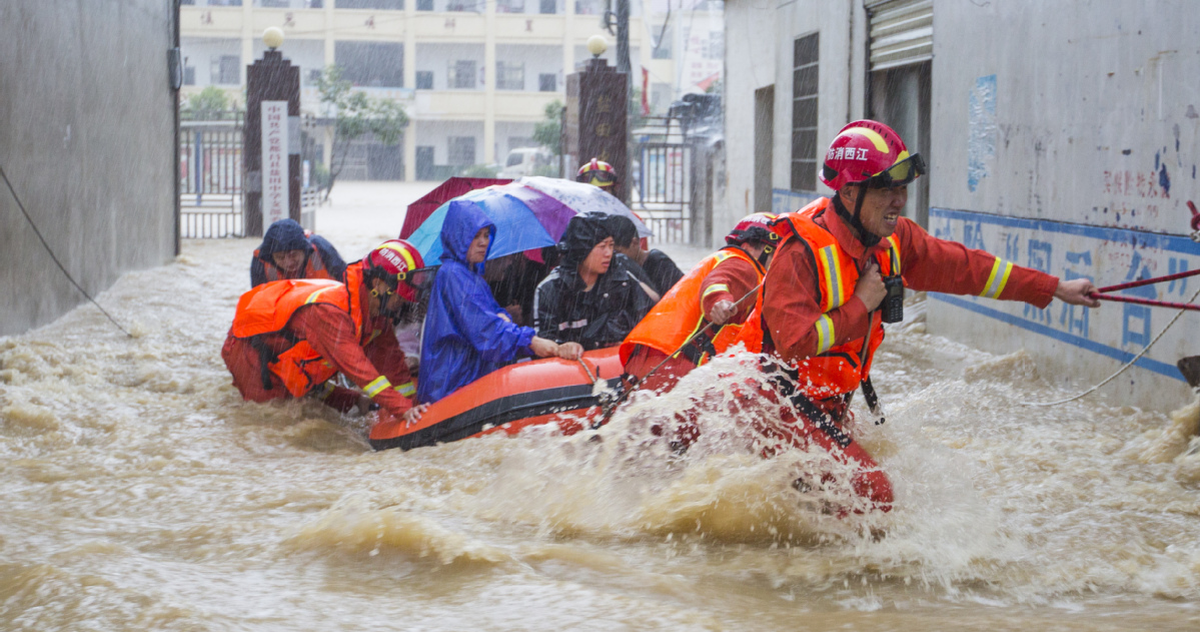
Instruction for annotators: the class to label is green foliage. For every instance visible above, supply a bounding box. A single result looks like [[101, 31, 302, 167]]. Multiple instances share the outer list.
[[183, 86, 234, 119], [532, 100, 564, 156], [311, 162, 331, 190], [315, 65, 409, 196], [460, 164, 500, 178]]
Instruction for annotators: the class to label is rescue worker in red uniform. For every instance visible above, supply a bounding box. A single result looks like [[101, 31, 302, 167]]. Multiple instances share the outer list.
[[620, 213, 787, 394], [735, 120, 1099, 512], [222, 239, 433, 424]]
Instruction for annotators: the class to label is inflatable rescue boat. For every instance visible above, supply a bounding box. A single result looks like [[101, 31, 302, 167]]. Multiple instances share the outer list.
[[369, 347, 624, 451]]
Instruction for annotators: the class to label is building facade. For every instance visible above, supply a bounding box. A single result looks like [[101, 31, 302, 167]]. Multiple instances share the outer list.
[[722, 0, 1200, 410], [180, 0, 720, 181]]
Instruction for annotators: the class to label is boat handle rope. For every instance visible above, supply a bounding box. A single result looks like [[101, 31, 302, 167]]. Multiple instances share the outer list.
[[577, 358, 597, 384]]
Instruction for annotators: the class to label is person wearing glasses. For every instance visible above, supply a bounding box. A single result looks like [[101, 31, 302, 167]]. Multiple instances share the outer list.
[[729, 120, 1100, 510], [222, 240, 433, 424]]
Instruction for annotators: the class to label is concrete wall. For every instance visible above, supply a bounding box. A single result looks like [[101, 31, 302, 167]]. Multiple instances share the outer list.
[[722, 0, 1200, 411], [0, 0, 177, 336], [926, 0, 1200, 409]]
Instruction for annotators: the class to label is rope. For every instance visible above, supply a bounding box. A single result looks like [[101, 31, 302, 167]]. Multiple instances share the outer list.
[[1021, 283, 1200, 407], [0, 164, 132, 338], [577, 358, 597, 384]]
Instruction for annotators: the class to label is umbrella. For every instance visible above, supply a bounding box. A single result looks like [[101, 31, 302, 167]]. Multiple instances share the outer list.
[[518, 176, 652, 238], [406, 185, 558, 263]]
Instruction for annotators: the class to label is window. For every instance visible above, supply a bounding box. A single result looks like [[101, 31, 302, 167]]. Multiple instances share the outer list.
[[417, 0, 433, 8], [538, 73, 556, 92], [183, 66, 196, 86], [539, 0, 556, 13], [496, 61, 524, 90], [335, 0, 404, 8], [574, 0, 600, 14], [213, 55, 240, 84], [334, 41, 403, 87], [448, 137, 476, 166], [496, 0, 524, 12], [416, 71, 433, 90], [259, 0, 291, 8], [448, 60, 476, 89], [790, 32, 818, 192], [306, 68, 322, 85]]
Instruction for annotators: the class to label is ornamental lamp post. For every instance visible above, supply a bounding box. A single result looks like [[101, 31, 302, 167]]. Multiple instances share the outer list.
[[245, 27, 302, 237]]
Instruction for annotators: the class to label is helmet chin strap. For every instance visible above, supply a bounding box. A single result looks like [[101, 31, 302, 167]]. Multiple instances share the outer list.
[[835, 182, 882, 248]]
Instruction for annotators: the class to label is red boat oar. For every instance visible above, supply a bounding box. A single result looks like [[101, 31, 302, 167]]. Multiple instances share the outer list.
[[1088, 293, 1200, 312], [1087, 268, 1200, 311]]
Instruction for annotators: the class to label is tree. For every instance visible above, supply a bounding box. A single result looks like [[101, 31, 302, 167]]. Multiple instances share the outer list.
[[532, 100, 565, 156], [314, 65, 409, 200], [183, 86, 234, 119]]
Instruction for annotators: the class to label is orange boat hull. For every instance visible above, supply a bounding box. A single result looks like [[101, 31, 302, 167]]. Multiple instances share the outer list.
[[368, 347, 624, 451]]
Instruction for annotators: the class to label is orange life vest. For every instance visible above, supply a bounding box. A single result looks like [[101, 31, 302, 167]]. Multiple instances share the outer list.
[[255, 242, 338, 283], [231, 265, 367, 398], [620, 246, 765, 366], [734, 197, 902, 399]]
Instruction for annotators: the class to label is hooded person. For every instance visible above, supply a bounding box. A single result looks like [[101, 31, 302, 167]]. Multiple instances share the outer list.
[[251, 218, 347, 287], [417, 201, 570, 404], [533, 212, 655, 352]]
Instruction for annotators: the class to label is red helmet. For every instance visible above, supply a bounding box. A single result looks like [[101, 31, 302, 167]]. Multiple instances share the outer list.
[[819, 120, 925, 191], [576, 158, 617, 187], [726, 213, 786, 250], [363, 239, 429, 302]]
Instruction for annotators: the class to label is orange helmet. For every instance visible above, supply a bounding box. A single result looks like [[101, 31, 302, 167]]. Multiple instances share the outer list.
[[362, 239, 430, 302], [819, 120, 925, 191], [576, 158, 617, 187]]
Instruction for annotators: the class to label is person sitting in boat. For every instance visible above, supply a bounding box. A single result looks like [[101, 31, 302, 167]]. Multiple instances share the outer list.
[[605, 214, 684, 298], [731, 120, 1100, 511], [620, 212, 788, 394], [417, 202, 574, 404], [533, 212, 656, 353], [250, 218, 346, 287], [223, 240, 431, 423]]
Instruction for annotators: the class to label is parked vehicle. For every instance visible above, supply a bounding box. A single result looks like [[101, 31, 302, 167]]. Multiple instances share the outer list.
[[497, 147, 553, 178]]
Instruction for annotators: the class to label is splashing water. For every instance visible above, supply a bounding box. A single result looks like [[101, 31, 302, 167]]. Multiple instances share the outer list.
[[2, 234, 1200, 631]]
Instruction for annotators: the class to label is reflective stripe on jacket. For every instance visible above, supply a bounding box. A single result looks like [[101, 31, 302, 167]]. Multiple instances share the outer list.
[[734, 197, 900, 399], [619, 246, 764, 366]]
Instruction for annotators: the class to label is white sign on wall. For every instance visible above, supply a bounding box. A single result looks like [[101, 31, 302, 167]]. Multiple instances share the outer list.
[[261, 100, 289, 226]]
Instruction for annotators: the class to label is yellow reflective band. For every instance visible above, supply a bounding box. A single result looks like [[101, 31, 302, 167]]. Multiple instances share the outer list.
[[886, 236, 902, 275], [364, 376, 392, 398], [380, 242, 416, 272], [814, 314, 835, 354], [304, 286, 335, 305], [837, 127, 890, 153], [980, 258, 1014, 299], [817, 246, 845, 310], [702, 283, 730, 299], [318, 381, 336, 400], [394, 381, 416, 398]]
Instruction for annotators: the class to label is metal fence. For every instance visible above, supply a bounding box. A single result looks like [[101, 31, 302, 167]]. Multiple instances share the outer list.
[[180, 115, 245, 238], [631, 116, 694, 244]]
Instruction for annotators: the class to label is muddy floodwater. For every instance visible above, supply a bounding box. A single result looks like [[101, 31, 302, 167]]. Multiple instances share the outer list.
[[3, 191, 1200, 631]]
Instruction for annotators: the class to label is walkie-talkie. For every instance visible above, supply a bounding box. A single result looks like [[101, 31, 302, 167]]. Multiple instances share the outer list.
[[880, 274, 905, 323]]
